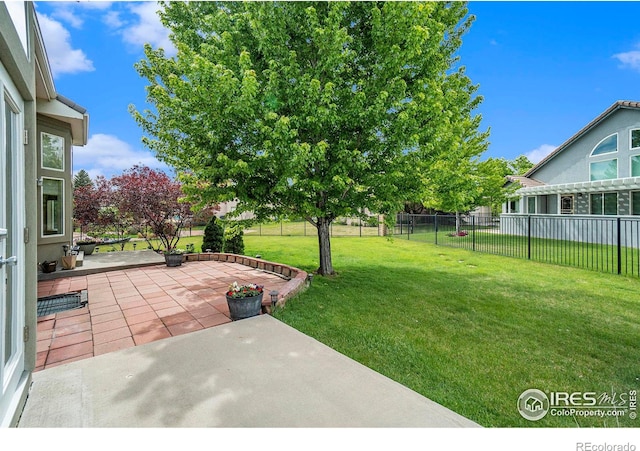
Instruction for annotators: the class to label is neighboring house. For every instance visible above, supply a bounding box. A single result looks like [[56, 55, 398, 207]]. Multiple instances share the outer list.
[[504, 100, 640, 216], [0, 2, 88, 426]]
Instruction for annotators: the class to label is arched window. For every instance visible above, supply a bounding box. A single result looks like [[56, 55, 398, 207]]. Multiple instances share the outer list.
[[591, 133, 617, 156]]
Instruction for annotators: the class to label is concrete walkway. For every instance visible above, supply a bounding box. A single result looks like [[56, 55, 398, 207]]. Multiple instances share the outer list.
[[18, 315, 479, 427]]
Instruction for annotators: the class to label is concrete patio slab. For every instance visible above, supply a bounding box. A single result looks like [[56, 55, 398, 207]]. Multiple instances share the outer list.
[[18, 315, 479, 428]]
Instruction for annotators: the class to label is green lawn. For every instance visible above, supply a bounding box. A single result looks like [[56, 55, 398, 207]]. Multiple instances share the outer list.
[[241, 235, 640, 428]]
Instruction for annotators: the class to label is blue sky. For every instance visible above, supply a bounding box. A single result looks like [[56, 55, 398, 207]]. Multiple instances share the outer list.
[[34, 1, 640, 179]]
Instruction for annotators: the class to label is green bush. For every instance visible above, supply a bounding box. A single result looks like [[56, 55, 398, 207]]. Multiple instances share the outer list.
[[201, 216, 224, 252], [224, 224, 245, 255]]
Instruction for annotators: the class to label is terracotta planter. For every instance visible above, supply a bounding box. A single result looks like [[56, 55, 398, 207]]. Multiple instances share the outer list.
[[226, 293, 263, 321]]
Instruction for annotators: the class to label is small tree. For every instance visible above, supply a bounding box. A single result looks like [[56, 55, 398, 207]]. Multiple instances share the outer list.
[[224, 224, 245, 255], [73, 169, 93, 189], [111, 165, 192, 253], [201, 215, 224, 253], [73, 183, 100, 240]]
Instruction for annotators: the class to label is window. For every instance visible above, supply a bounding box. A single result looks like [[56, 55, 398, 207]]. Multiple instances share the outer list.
[[507, 199, 519, 213], [41, 132, 64, 171], [527, 197, 536, 214], [632, 192, 640, 215], [590, 159, 617, 181], [590, 192, 617, 215], [591, 133, 617, 156], [632, 155, 640, 177], [560, 195, 574, 214], [42, 178, 64, 236], [632, 129, 640, 149]]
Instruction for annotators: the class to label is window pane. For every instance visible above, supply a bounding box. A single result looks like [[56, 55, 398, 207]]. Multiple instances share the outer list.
[[591, 134, 617, 155], [527, 197, 536, 213], [590, 159, 617, 181], [603, 193, 617, 215], [633, 130, 640, 149], [590, 193, 603, 215], [632, 192, 640, 215], [42, 178, 63, 235], [42, 132, 64, 170], [632, 156, 640, 177]]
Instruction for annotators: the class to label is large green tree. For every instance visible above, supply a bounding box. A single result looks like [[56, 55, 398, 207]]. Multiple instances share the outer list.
[[131, 1, 486, 275]]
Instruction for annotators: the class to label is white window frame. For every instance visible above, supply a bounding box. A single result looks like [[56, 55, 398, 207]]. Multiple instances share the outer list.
[[630, 129, 640, 150], [590, 133, 618, 156], [40, 176, 65, 238], [589, 159, 618, 181], [589, 192, 618, 216], [40, 131, 64, 172], [631, 155, 640, 178]]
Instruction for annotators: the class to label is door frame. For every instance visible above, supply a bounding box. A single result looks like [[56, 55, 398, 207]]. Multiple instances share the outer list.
[[0, 59, 27, 428]]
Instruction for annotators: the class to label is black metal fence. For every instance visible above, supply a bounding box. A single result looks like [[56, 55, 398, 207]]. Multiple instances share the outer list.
[[394, 213, 640, 277]]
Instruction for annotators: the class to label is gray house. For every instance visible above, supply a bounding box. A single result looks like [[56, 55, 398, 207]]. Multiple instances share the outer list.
[[1, 2, 88, 426], [504, 100, 640, 216]]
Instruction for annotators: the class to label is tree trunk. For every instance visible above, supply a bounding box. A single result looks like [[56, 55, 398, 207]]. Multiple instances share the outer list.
[[316, 216, 334, 275], [455, 211, 461, 234]]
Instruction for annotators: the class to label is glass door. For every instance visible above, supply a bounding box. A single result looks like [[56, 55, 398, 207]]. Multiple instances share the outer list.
[[0, 78, 25, 426]]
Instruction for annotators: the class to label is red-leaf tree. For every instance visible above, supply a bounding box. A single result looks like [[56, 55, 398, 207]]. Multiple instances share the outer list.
[[73, 180, 101, 241], [110, 165, 192, 253]]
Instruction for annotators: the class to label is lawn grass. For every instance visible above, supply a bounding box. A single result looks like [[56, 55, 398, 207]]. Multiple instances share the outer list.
[[243, 235, 640, 427]]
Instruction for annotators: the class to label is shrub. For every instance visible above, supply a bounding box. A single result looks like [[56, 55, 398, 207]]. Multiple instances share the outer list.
[[202, 216, 224, 252], [224, 224, 245, 255]]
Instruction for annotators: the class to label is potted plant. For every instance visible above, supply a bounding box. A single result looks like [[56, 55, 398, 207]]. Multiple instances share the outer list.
[[225, 282, 264, 320], [76, 239, 98, 255], [163, 248, 184, 267]]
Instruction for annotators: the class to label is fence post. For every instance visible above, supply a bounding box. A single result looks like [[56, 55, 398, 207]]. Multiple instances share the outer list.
[[400, 213, 403, 236], [617, 217, 622, 275], [407, 214, 410, 240], [527, 215, 532, 260], [472, 216, 476, 252], [434, 214, 438, 245]]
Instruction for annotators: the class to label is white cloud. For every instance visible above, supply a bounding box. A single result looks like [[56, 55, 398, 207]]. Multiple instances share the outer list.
[[108, 2, 175, 56], [613, 48, 640, 72], [73, 134, 169, 179], [526, 144, 556, 164], [37, 13, 95, 78]]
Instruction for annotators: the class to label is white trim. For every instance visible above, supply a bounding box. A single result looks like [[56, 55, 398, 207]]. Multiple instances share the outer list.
[[631, 155, 640, 178], [590, 132, 618, 156], [630, 128, 640, 150], [589, 158, 618, 181], [40, 176, 65, 238], [40, 131, 65, 172], [516, 176, 640, 196]]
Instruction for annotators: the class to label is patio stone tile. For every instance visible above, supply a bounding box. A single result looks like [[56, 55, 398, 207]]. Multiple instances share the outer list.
[[141, 291, 171, 301], [93, 327, 132, 346], [94, 337, 135, 356], [187, 304, 219, 319], [88, 304, 122, 317], [50, 331, 93, 350], [167, 319, 203, 336], [36, 340, 51, 354], [122, 305, 154, 318], [197, 313, 232, 328], [161, 311, 196, 327], [132, 327, 172, 346], [150, 299, 180, 311], [125, 311, 159, 326], [118, 298, 150, 311], [92, 318, 129, 335], [53, 320, 92, 337], [54, 313, 91, 328], [46, 341, 94, 365], [91, 311, 125, 325], [128, 318, 165, 335], [37, 319, 55, 332], [155, 305, 187, 318]]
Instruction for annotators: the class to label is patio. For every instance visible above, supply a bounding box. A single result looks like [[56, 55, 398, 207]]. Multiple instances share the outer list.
[[36, 256, 292, 371]]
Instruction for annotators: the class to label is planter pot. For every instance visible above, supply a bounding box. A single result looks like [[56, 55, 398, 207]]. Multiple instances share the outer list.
[[164, 253, 184, 267], [226, 293, 263, 321], [41, 261, 57, 273], [61, 255, 77, 270], [77, 243, 97, 255]]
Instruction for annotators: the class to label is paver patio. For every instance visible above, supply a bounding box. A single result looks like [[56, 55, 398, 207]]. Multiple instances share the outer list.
[[36, 260, 291, 371]]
